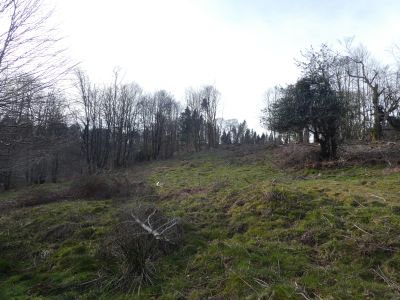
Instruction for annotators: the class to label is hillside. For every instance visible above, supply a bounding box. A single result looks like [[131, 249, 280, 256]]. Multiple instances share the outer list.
[[1, 144, 400, 299]]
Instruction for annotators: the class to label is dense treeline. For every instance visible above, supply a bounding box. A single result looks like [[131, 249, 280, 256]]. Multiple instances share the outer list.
[[0, 84, 81, 190], [220, 120, 269, 145], [0, 67, 265, 190], [0, 0, 76, 190], [262, 41, 400, 158], [75, 70, 223, 171], [0, 0, 266, 191]]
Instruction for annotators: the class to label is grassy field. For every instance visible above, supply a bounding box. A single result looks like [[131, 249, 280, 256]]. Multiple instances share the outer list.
[[1, 145, 400, 299]]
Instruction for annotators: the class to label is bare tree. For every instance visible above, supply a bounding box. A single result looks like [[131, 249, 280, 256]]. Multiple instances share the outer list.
[[261, 86, 282, 142], [0, 0, 75, 189], [344, 42, 387, 140], [0, 0, 73, 111], [185, 87, 202, 113], [75, 69, 107, 173], [102, 70, 142, 168]]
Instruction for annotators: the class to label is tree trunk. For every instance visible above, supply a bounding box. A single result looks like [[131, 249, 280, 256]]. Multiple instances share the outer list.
[[319, 136, 337, 160], [313, 132, 318, 144], [297, 129, 304, 143], [51, 153, 59, 183], [303, 128, 309, 144], [3, 170, 12, 191], [371, 85, 382, 141]]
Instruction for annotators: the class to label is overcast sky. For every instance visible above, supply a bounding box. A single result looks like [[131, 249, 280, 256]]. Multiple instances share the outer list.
[[54, 0, 400, 131]]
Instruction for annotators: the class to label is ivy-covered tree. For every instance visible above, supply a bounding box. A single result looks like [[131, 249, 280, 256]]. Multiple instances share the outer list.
[[269, 75, 345, 159]]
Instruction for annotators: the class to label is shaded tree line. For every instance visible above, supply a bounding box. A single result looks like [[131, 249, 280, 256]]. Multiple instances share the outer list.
[[0, 78, 81, 190], [2, 65, 268, 190], [0, 0, 76, 190]]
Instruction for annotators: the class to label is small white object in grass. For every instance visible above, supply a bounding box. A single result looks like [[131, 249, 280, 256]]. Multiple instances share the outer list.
[[156, 181, 164, 187]]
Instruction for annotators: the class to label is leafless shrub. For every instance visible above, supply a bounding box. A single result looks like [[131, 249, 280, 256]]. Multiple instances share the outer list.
[[16, 186, 66, 207], [69, 175, 132, 200], [98, 204, 182, 293], [270, 143, 400, 170]]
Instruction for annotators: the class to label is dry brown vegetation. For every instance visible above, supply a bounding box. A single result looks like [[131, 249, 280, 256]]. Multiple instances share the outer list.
[[0, 174, 155, 213], [268, 142, 400, 170]]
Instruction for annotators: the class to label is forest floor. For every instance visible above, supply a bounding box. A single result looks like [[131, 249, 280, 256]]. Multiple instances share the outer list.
[[1, 143, 400, 299]]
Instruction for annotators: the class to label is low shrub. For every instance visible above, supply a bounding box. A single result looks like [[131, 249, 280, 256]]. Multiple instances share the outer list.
[[69, 175, 131, 200], [98, 204, 182, 293]]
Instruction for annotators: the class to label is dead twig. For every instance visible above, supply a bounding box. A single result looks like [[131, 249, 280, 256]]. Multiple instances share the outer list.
[[294, 281, 312, 300], [353, 223, 372, 235], [372, 266, 400, 293], [370, 193, 387, 202]]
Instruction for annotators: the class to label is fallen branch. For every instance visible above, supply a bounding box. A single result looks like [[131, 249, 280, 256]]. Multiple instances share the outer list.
[[353, 224, 372, 235], [131, 205, 181, 245], [98, 204, 183, 293], [294, 281, 312, 300]]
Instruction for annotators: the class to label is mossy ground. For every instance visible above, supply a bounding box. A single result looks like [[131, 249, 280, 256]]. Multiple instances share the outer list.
[[1, 145, 400, 299]]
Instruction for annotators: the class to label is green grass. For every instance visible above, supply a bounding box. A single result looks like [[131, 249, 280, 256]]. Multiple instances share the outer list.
[[1, 145, 400, 299]]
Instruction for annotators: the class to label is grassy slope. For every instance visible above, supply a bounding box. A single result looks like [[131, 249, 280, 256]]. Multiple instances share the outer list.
[[1, 145, 400, 299]]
